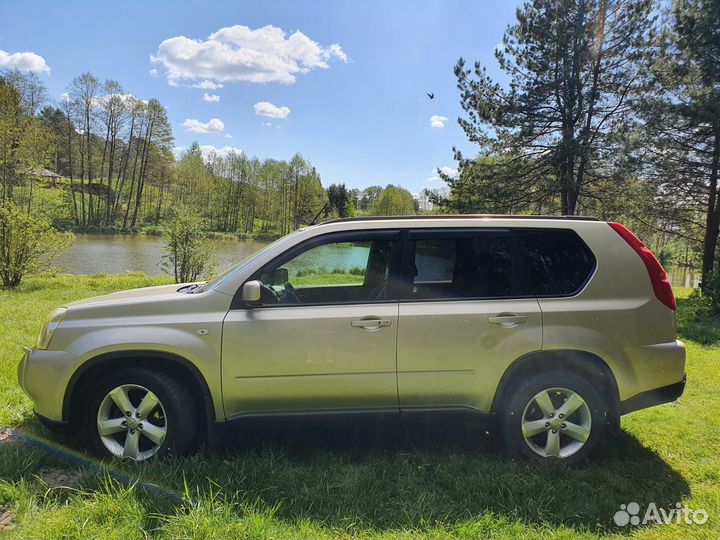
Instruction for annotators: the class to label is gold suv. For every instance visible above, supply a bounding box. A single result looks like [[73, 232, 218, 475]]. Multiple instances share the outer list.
[[19, 216, 686, 463]]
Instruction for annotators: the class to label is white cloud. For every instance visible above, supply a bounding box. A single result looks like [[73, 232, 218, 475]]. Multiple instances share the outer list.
[[151, 24, 348, 85], [323, 43, 348, 63], [0, 50, 50, 74], [175, 144, 243, 160], [193, 80, 224, 90], [427, 166, 458, 183], [182, 117, 225, 134], [430, 115, 448, 128], [202, 92, 220, 103], [254, 101, 290, 119], [92, 93, 147, 108], [149, 68, 159, 77], [198, 144, 243, 159], [168, 79, 178, 87]]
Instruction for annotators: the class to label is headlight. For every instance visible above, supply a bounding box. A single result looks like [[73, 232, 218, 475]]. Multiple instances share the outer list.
[[37, 308, 67, 350]]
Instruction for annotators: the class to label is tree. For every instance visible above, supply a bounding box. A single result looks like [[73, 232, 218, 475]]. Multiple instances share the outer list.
[[451, 0, 655, 215], [129, 99, 173, 228], [441, 155, 550, 214], [69, 72, 101, 225], [369, 185, 416, 216], [0, 70, 51, 203], [98, 80, 127, 225], [161, 206, 216, 283], [0, 201, 72, 287], [358, 186, 383, 212], [643, 0, 720, 289], [327, 183, 355, 217]]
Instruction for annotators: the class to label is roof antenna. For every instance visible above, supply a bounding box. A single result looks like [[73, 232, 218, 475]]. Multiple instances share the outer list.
[[309, 202, 329, 225]]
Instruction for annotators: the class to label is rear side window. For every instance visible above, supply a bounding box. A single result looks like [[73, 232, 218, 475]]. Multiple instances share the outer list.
[[409, 233, 514, 299], [517, 229, 595, 296], [404, 228, 595, 300]]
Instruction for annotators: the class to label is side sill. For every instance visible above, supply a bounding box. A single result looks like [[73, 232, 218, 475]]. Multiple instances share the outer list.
[[222, 406, 496, 426]]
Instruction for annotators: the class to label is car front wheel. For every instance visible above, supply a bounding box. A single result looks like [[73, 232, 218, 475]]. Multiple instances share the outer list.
[[84, 368, 199, 461]]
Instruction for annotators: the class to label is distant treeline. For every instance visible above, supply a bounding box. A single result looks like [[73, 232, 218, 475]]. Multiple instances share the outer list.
[[0, 71, 419, 239]]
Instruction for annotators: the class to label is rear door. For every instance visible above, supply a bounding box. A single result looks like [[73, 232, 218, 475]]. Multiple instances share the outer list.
[[396, 228, 543, 413]]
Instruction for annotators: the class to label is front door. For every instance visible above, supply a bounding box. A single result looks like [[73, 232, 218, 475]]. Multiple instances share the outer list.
[[221, 230, 402, 418]]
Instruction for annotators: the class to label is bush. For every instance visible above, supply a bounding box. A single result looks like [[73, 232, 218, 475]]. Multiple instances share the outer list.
[[688, 265, 720, 317], [161, 207, 216, 283], [0, 201, 73, 288]]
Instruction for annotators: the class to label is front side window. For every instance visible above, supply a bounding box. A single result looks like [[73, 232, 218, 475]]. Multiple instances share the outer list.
[[255, 235, 399, 305]]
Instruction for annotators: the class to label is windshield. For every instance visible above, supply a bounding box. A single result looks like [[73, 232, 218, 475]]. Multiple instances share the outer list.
[[200, 230, 305, 292]]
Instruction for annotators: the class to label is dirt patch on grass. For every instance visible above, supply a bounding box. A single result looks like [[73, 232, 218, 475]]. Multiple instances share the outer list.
[[37, 468, 83, 489], [0, 503, 15, 530], [0, 428, 16, 444]]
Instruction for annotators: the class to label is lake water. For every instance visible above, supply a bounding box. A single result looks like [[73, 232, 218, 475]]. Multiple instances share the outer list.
[[55, 234, 272, 276], [55, 234, 701, 288]]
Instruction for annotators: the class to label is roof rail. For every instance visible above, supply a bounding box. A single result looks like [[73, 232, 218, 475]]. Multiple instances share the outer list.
[[321, 214, 599, 224]]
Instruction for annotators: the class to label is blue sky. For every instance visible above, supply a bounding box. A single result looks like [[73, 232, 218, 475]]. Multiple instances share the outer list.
[[0, 0, 521, 193]]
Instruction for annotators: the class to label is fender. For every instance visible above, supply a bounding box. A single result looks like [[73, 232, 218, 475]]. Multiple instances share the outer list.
[[63, 349, 218, 424]]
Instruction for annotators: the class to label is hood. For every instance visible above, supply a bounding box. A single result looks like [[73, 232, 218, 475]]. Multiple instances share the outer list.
[[64, 283, 194, 309]]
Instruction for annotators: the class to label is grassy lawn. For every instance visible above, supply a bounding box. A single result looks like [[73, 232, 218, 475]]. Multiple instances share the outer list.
[[0, 276, 718, 539]]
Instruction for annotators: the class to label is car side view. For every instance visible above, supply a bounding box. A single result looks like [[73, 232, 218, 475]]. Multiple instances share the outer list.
[[18, 216, 686, 463]]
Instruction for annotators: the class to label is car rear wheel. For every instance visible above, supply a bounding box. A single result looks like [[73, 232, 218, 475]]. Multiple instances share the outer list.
[[84, 368, 199, 461], [500, 371, 609, 463]]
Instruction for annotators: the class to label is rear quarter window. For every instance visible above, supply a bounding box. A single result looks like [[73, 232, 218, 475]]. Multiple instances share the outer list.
[[517, 229, 596, 296]]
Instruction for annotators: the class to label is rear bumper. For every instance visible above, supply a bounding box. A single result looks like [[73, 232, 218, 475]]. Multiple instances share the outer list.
[[620, 373, 686, 415]]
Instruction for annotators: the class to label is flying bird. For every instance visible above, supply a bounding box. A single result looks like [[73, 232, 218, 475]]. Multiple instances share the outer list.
[[427, 93, 434, 99]]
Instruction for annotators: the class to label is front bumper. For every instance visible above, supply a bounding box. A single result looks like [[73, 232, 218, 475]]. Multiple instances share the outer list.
[[18, 347, 76, 422], [620, 373, 686, 415]]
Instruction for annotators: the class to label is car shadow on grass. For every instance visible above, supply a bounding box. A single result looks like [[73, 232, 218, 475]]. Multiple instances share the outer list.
[[2, 416, 691, 537]]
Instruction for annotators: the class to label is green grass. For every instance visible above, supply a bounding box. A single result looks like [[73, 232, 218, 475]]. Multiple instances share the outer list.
[[293, 268, 366, 287], [0, 278, 718, 539]]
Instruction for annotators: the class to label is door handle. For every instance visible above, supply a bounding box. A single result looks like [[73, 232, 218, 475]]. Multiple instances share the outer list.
[[488, 314, 527, 326], [351, 319, 392, 329]]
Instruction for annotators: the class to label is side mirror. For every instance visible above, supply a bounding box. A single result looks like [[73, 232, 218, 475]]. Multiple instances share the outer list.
[[241, 280, 262, 305]]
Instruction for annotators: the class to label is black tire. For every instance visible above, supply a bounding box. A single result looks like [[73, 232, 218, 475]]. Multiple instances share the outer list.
[[500, 370, 610, 464], [83, 368, 200, 460]]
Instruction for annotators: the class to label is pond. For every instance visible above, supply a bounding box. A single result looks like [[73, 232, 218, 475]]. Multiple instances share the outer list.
[[55, 234, 272, 276], [55, 234, 701, 288]]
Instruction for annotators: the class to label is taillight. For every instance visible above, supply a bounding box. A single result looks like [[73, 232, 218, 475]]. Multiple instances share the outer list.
[[608, 222, 676, 310]]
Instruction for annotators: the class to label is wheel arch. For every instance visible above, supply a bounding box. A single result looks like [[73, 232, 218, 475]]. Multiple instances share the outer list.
[[63, 350, 216, 429], [490, 349, 620, 420]]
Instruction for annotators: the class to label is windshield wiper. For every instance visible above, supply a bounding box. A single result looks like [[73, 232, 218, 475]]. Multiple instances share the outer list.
[[177, 283, 200, 294]]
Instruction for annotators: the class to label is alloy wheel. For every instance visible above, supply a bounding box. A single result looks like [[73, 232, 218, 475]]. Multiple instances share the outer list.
[[96, 384, 167, 461], [520, 387, 592, 459]]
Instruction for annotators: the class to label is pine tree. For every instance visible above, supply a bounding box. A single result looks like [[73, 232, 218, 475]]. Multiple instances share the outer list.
[[450, 0, 655, 215]]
